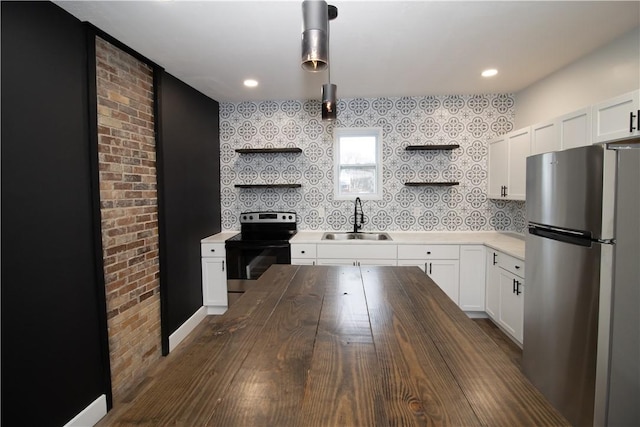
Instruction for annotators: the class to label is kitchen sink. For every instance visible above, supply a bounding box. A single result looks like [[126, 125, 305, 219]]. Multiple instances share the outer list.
[[321, 232, 392, 241]]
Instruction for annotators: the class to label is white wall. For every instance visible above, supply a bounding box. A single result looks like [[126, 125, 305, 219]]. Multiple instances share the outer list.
[[514, 26, 640, 128]]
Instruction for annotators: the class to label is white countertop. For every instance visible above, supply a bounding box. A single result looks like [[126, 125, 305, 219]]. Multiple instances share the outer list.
[[290, 231, 525, 260], [202, 230, 525, 260], [201, 231, 239, 243]]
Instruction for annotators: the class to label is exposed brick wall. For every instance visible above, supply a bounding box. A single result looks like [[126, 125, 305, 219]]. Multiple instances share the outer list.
[[95, 37, 161, 402]]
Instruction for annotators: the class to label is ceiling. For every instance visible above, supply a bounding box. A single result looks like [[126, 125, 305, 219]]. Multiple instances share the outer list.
[[54, 1, 640, 103]]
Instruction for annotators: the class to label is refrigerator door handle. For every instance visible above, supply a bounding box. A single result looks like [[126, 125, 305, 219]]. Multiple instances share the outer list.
[[528, 223, 593, 247]]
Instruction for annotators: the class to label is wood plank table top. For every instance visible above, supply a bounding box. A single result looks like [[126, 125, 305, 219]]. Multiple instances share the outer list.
[[101, 265, 568, 426]]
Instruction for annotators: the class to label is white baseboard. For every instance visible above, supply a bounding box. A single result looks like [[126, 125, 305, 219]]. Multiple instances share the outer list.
[[206, 306, 228, 315], [64, 394, 107, 427], [168, 306, 207, 352], [465, 311, 489, 319]]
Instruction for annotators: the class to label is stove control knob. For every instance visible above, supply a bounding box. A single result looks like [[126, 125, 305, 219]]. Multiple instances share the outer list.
[[249, 215, 254, 220], [242, 215, 247, 220], [282, 215, 286, 220], [288, 215, 293, 220]]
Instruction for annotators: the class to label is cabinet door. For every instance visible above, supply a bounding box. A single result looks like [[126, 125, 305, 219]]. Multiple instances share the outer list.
[[202, 258, 228, 307], [291, 259, 316, 265], [531, 121, 559, 155], [498, 269, 524, 344], [485, 250, 500, 320], [459, 245, 485, 311], [487, 135, 508, 199], [317, 259, 357, 266], [397, 260, 426, 271], [560, 107, 591, 150], [427, 260, 460, 304], [358, 259, 397, 267], [592, 90, 640, 143], [506, 128, 530, 200]]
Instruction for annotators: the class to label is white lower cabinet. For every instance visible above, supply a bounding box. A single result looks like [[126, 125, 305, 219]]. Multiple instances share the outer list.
[[485, 250, 500, 320], [485, 249, 525, 345], [317, 258, 397, 266], [398, 244, 460, 304], [291, 243, 316, 265], [201, 243, 228, 314], [498, 269, 524, 343], [316, 243, 397, 267], [459, 245, 486, 312]]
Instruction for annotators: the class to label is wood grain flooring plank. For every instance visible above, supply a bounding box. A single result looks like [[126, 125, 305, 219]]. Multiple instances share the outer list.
[[205, 265, 329, 426], [99, 265, 300, 426], [361, 266, 482, 426], [390, 266, 569, 427], [300, 266, 388, 427]]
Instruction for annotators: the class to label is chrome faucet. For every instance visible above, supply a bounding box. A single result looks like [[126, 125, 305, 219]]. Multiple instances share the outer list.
[[353, 197, 365, 233]]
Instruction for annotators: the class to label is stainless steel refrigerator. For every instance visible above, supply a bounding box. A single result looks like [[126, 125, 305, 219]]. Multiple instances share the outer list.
[[524, 143, 640, 427]]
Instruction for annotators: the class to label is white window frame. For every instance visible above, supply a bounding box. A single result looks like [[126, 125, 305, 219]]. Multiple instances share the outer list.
[[333, 127, 383, 201]]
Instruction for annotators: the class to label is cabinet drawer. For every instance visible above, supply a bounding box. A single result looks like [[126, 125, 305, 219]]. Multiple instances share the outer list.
[[316, 244, 397, 259], [290, 244, 316, 258], [201, 243, 225, 258], [498, 253, 525, 278], [397, 244, 459, 260]]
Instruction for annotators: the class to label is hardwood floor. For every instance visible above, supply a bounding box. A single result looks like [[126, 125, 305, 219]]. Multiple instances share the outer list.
[[98, 265, 564, 426]]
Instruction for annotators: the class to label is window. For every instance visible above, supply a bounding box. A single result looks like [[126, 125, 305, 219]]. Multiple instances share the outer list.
[[334, 127, 383, 200]]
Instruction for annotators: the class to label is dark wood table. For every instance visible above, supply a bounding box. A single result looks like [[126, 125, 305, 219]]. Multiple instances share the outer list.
[[103, 265, 568, 426]]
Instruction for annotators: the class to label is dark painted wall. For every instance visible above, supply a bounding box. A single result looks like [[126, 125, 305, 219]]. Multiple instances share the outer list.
[[157, 71, 221, 353], [1, 2, 111, 425]]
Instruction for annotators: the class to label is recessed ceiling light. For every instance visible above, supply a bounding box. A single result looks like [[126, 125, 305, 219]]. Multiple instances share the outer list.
[[481, 69, 498, 78], [243, 79, 258, 88]]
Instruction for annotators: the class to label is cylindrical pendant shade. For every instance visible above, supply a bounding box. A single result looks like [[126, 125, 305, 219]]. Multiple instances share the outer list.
[[301, 0, 328, 72], [322, 83, 337, 121]]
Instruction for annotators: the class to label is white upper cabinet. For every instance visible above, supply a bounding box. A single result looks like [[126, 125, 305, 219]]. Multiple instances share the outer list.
[[507, 129, 530, 200], [531, 108, 593, 155], [487, 135, 509, 199], [531, 121, 560, 155], [559, 107, 592, 150], [488, 128, 530, 200], [592, 90, 640, 143]]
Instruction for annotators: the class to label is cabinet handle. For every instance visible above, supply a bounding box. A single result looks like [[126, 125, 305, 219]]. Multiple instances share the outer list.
[[210, 249, 215, 252], [630, 111, 637, 132], [504, 186, 508, 197], [515, 265, 520, 270], [301, 250, 305, 254], [429, 262, 432, 275], [493, 252, 497, 265], [426, 251, 431, 255], [516, 280, 522, 295], [357, 261, 361, 266], [222, 260, 225, 272], [353, 261, 356, 266], [312, 261, 316, 266], [512, 278, 516, 294]]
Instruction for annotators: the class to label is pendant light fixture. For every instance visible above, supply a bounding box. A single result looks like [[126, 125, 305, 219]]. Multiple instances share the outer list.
[[301, 0, 329, 72], [301, 1, 338, 120], [322, 4, 338, 121]]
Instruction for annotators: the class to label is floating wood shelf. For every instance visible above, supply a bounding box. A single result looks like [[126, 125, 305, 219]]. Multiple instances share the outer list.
[[405, 144, 460, 151], [404, 182, 460, 187], [234, 184, 302, 189], [235, 148, 302, 154]]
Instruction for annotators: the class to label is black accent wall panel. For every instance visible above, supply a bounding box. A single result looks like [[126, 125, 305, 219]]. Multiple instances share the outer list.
[[1, 2, 111, 425], [157, 71, 221, 353]]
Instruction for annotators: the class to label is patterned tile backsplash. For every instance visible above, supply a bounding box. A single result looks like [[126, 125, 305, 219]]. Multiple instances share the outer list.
[[220, 94, 526, 234]]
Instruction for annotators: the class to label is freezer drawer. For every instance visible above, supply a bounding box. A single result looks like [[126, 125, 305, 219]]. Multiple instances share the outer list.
[[523, 232, 602, 427]]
